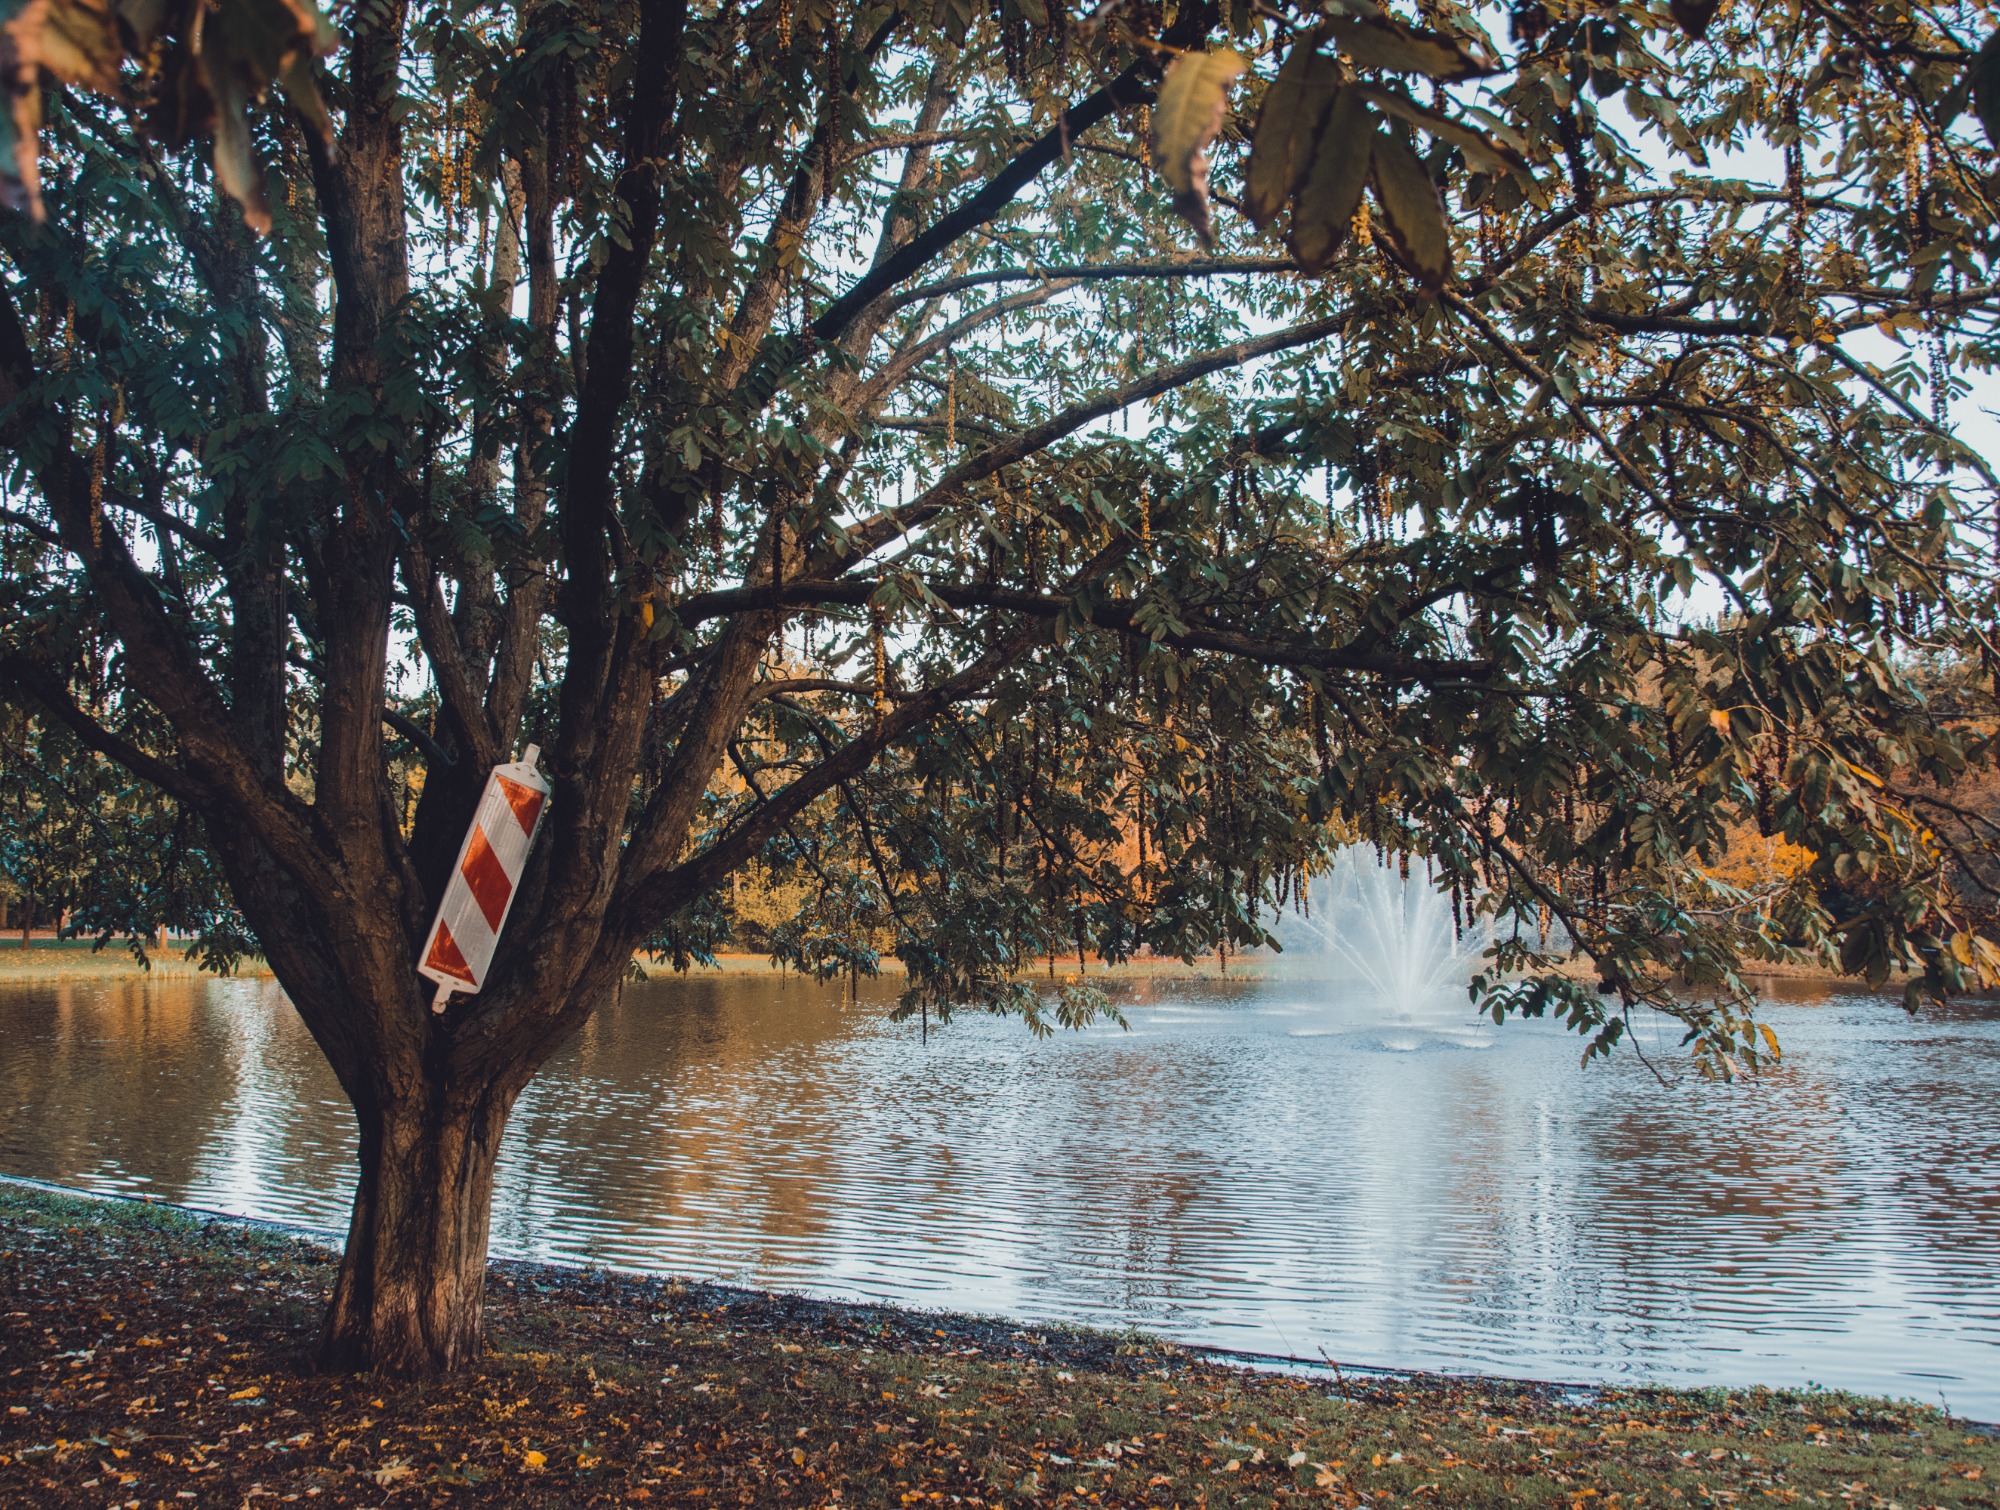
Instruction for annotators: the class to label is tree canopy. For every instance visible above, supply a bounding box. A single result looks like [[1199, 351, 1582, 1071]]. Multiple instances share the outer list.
[[2, 0, 1999, 1372]]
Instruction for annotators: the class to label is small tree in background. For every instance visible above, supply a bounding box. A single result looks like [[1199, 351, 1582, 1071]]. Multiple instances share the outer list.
[[0, 0, 1998, 1375]]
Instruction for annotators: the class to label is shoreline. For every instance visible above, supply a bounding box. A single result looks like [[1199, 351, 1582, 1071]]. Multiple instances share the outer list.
[[11, 1174, 1992, 1428], [0, 941, 1880, 992], [2, 1181, 1994, 1508], [0, 1174, 1587, 1402]]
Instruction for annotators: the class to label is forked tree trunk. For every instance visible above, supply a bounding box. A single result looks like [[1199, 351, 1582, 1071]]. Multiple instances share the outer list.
[[316, 1079, 518, 1377]]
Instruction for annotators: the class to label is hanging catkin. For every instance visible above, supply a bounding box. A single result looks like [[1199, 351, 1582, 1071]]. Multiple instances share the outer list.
[[1902, 114, 1925, 253], [870, 608, 889, 724], [946, 359, 957, 449], [1138, 478, 1151, 544], [1783, 90, 1805, 290], [88, 432, 105, 552], [1931, 328, 1950, 427]]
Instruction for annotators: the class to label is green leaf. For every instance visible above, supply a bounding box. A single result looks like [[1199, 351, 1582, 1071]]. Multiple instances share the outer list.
[[1973, 30, 2000, 151], [1368, 127, 1451, 290], [930, 0, 974, 46], [1245, 43, 1338, 231], [1351, 83, 1526, 174], [1149, 47, 1247, 248], [1326, 13, 1495, 83], [1288, 88, 1372, 275], [1666, 0, 1723, 39]]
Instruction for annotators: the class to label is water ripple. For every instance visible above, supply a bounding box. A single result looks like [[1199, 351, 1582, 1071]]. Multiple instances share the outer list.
[[0, 972, 1994, 1412]]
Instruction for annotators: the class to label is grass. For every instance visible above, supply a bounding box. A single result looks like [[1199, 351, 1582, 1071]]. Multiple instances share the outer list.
[[0, 940, 273, 980], [0, 1182, 1992, 1508], [0, 942, 1255, 984]]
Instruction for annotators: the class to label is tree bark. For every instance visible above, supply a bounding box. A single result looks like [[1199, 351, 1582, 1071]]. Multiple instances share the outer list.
[[316, 1074, 518, 1377]]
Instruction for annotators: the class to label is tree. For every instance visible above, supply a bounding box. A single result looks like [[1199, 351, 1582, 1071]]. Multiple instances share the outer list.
[[2, 0, 1999, 1375]]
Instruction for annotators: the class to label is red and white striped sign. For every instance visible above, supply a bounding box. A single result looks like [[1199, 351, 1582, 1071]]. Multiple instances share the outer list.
[[419, 745, 550, 1011]]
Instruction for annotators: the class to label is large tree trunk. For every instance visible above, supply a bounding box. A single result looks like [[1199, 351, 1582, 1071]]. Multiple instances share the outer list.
[[316, 1079, 518, 1377]]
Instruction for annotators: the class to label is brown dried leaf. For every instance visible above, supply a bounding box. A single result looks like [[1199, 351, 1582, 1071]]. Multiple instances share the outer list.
[[146, 0, 337, 231], [27, 0, 120, 89], [0, 0, 123, 216], [0, 0, 334, 228], [1288, 89, 1372, 276], [1245, 44, 1338, 231], [1368, 127, 1450, 290], [1150, 46, 1247, 247]]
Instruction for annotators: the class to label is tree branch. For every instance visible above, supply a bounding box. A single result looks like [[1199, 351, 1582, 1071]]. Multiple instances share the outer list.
[[888, 257, 1298, 311], [396, 538, 501, 770], [676, 575, 1488, 682], [808, 66, 1155, 345], [825, 307, 1353, 570], [0, 655, 209, 806]]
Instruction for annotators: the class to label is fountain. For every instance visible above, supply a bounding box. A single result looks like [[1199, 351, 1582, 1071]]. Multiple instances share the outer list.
[[1274, 847, 1488, 1047]]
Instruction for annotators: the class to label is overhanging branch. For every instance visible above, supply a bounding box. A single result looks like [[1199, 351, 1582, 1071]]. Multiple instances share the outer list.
[[808, 66, 1155, 345], [826, 307, 1354, 571], [675, 575, 1489, 683], [887, 257, 1298, 311], [0, 654, 210, 806]]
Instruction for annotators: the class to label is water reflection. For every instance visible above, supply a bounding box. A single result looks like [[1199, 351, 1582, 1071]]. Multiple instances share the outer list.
[[0, 969, 1994, 1413]]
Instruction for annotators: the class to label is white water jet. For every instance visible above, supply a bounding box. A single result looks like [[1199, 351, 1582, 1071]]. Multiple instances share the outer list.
[[1275, 847, 1487, 1043]]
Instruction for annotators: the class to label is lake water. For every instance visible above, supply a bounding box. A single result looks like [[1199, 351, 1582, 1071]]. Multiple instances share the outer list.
[[0, 968, 1995, 1415]]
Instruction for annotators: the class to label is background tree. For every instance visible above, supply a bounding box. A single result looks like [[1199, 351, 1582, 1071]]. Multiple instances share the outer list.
[[2, 0, 1999, 1376]]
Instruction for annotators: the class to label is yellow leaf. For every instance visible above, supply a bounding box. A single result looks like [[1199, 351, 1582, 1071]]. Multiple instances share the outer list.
[[1149, 47, 1247, 247], [1246, 44, 1339, 230], [1289, 89, 1372, 275], [523, 1449, 547, 1471], [1709, 709, 1732, 735], [1368, 128, 1451, 289], [227, 1386, 261, 1400]]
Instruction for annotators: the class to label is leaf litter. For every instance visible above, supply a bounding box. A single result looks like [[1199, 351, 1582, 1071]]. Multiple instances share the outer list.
[[2, 1184, 1994, 1507]]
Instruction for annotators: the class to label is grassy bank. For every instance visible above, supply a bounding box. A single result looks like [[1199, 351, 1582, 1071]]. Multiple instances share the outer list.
[[0, 1185, 1991, 1508], [0, 940, 273, 980], [0, 944, 1247, 984], [0, 941, 1861, 990]]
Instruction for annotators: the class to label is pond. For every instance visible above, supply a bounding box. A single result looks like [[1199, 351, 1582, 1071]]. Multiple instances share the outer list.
[[0, 967, 1995, 1415]]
